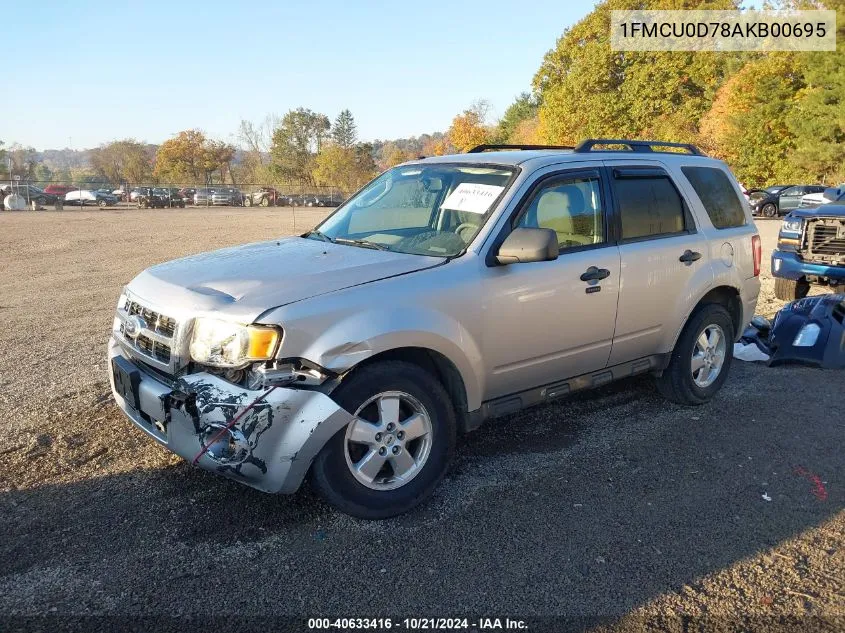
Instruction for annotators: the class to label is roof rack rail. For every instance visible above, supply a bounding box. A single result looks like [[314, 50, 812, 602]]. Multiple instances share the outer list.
[[573, 139, 705, 156], [467, 144, 574, 153]]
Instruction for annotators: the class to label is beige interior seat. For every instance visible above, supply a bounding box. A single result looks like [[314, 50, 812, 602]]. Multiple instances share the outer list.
[[534, 186, 596, 247]]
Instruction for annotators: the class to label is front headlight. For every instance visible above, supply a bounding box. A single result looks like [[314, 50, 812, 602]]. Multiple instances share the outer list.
[[189, 318, 280, 367], [781, 217, 803, 233], [792, 323, 821, 347]]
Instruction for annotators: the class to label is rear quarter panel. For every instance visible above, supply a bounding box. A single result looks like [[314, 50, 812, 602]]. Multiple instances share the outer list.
[[668, 159, 760, 341]]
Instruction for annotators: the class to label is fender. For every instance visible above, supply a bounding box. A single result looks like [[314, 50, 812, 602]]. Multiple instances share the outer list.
[[280, 306, 484, 411]]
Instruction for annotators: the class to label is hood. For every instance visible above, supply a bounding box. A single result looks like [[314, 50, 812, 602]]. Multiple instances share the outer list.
[[127, 237, 444, 322], [789, 204, 845, 220]]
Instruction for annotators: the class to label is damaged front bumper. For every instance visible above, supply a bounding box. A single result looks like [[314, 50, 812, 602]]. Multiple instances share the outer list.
[[771, 250, 845, 283], [108, 338, 353, 494]]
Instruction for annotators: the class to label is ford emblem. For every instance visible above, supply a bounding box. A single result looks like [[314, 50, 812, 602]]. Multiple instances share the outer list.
[[124, 315, 145, 339]]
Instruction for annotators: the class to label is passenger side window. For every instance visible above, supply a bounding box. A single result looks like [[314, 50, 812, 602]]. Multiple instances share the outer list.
[[614, 172, 686, 240], [516, 175, 604, 250], [682, 166, 746, 229]]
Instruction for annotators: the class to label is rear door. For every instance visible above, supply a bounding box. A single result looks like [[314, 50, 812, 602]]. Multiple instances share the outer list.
[[604, 161, 713, 365]]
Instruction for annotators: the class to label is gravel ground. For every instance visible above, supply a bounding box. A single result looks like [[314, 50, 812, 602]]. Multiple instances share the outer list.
[[0, 209, 842, 631]]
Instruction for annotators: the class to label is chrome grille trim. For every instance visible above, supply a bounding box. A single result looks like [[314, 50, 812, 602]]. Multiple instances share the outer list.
[[114, 293, 187, 375]]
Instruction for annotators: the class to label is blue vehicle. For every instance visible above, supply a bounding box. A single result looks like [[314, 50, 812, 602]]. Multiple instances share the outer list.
[[772, 203, 845, 300]]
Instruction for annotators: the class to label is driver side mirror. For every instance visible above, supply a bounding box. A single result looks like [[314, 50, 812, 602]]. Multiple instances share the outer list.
[[495, 228, 559, 265]]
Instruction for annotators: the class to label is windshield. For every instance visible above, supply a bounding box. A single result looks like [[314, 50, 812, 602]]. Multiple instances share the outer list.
[[765, 186, 788, 194], [312, 164, 515, 257]]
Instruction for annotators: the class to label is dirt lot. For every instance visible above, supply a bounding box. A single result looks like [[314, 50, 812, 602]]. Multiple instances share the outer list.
[[0, 208, 842, 631]]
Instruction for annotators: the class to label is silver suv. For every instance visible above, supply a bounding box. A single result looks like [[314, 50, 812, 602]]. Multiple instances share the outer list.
[[109, 139, 761, 518]]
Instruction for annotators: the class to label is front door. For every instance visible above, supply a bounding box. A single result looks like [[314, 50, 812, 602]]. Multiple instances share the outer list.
[[778, 186, 806, 214], [481, 169, 621, 399]]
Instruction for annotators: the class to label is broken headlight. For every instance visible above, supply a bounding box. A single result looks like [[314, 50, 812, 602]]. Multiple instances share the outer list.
[[189, 318, 280, 368]]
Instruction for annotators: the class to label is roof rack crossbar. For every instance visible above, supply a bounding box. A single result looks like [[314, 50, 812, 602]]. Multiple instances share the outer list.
[[573, 139, 705, 156], [467, 144, 574, 153]]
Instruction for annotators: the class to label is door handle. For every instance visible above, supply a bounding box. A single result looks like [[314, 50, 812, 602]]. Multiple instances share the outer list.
[[580, 266, 611, 282], [679, 250, 702, 263]]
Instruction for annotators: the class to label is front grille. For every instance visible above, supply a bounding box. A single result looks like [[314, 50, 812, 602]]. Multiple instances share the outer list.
[[804, 218, 845, 264], [116, 297, 181, 373], [125, 300, 176, 337]]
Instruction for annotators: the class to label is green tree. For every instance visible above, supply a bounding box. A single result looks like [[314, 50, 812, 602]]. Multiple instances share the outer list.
[[700, 54, 804, 186], [90, 139, 153, 185], [312, 142, 377, 192], [7, 144, 39, 179], [534, 0, 740, 145], [494, 93, 539, 143], [786, 3, 845, 183], [269, 108, 331, 184], [333, 109, 358, 149]]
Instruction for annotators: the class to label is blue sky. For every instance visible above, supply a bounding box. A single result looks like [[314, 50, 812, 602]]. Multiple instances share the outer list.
[[3, 0, 596, 150]]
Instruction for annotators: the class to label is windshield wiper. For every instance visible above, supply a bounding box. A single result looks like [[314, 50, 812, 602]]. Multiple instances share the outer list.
[[334, 237, 389, 251], [303, 229, 334, 243]]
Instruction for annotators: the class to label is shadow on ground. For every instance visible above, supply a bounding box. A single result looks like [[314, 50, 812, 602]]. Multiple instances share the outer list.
[[0, 363, 841, 622]]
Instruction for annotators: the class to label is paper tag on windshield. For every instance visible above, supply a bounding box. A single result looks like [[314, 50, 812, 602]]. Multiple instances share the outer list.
[[441, 183, 504, 214]]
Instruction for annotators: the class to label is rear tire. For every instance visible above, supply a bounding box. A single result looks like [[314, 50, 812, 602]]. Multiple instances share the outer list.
[[244, 197, 252, 207], [656, 303, 735, 406], [260, 197, 270, 207], [774, 277, 809, 302], [310, 361, 456, 519]]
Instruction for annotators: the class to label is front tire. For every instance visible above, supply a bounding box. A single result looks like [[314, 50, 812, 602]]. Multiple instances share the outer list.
[[656, 303, 735, 406], [310, 361, 456, 519], [774, 277, 809, 301], [762, 203, 777, 218]]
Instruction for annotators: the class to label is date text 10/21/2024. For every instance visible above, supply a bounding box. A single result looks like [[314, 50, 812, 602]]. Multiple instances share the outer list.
[[307, 617, 529, 630]]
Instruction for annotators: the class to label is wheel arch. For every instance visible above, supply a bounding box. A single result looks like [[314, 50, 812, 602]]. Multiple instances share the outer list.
[[670, 285, 743, 352], [334, 346, 471, 434]]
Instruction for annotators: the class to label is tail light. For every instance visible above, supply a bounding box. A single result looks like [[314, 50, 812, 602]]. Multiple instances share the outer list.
[[752, 234, 761, 277]]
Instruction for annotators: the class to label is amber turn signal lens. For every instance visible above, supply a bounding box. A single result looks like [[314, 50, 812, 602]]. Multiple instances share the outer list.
[[246, 326, 280, 360]]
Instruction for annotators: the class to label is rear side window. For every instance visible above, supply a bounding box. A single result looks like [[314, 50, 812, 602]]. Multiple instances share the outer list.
[[614, 173, 686, 240], [682, 166, 746, 229]]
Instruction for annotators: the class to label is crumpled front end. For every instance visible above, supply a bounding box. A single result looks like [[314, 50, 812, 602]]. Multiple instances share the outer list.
[[108, 338, 353, 494]]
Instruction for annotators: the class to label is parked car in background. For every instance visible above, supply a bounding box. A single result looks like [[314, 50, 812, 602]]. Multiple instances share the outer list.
[[749, 184, 826, 218], [178, 188, 197, 203], [43, 184, 77, 198], [130, 187, 152, 202], [244, 187, 285, 207], [112, 187, 128, 201], [138, 188, 186, 208], [1, 184, 58, 205], [65, 189, 119, 207], [210, 187, 244, 206], [772, 203, 845, 299], [193, 187, 213, 205], [799, 185, 845, 209]]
